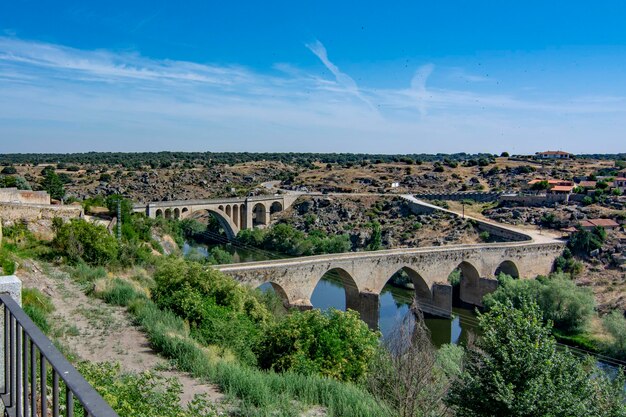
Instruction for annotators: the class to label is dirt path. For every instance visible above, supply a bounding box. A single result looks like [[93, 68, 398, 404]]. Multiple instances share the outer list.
[[17, 259, 224, 406]]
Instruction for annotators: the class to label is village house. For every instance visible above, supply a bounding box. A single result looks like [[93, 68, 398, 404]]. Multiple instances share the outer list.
[[527, 179, 575, 195], [579, 218, 620, 231], [535, 150, 572, 160], [614, 177, 626, 192]]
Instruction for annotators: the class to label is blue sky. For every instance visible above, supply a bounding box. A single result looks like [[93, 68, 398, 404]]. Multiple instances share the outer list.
[[1, 1, 625, 154]]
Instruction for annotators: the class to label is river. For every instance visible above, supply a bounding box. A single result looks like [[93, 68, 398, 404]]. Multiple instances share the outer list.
[[184, 241, 479, 345]]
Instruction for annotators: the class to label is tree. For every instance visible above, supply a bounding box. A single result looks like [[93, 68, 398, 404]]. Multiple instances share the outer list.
[[446, 300, 626, 417], [41, 169, 65, 200], [500, 151, 510, 157], [531, 180, 550, 191], [257, 308, 379, 383], [368, 310, 463, 417], [568, 226, 605, 255], [368, 221, 382, 251], [1, 166, 17, 175], [53, 219, 119, 266], [483, 273, 595, 334]]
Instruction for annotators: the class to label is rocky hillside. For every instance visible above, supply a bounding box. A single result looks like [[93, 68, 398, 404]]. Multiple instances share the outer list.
[[274, 196, 486, 250]]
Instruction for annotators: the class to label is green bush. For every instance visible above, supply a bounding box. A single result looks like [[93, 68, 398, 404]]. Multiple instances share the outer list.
[[257, 309, 379, 383], [568, 226, 605, 256], [483, 273, 595, 334], [77, 362, 217, 417], [446, 300, 626, 416], [152, 257, 270, 364], [53, 219, 119, 266], [603, 311, 626, 360]]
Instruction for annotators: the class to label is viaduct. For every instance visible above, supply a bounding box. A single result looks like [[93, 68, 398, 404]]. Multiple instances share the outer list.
[[135, 193, 566, 330], [132, 194, 299, 239]]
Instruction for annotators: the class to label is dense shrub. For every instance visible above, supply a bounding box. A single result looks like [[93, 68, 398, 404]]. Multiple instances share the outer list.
[[603, 311, 626, 360], [446, 300, 626, 416], [152, 257, 270, 364], [483, 273, 595, 334], [53, 219, 119, 266], [257, 309, 379, 383], [77, 362, 217, 417], [237, 223, 351, 256], [568, 226, 606, 255]]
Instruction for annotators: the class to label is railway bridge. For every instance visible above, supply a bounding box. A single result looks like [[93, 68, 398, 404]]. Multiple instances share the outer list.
[[132, 194, 298, 239]]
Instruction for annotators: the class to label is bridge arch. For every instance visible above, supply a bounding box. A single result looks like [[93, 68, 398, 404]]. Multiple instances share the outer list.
[[252, 203, 268, 226], [454, 261, 482, 306], [233, 204, 239, 227], [187, 208, 239, 240], [174, 208, 180, 219], [165, 208, 173, 219], [257, 282, 290, 306], [225, 205, 232, 217], [311, 267, 360, 312], [495, 260, 519, 278], [270, 201, 283, 214], [182, 207, 189, 217], [155, 209, 163, 218]]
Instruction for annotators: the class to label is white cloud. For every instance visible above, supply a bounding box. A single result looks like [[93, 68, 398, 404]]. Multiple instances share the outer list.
[[0, 36, 625, 153]]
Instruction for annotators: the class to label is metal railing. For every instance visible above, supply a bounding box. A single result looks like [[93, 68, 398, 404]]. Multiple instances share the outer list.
[[0, 294, 119, 417]]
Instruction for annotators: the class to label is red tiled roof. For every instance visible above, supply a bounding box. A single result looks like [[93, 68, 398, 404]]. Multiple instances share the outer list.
[[589, 219, 619, 228], [578, 181, 596, 187], [615, 177, 626, 181], [581, 219, 620, 228], [528, 179, 574, 186], [550, 185, 574, 192]]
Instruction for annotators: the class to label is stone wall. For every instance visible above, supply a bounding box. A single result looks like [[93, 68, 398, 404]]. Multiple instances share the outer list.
[[499, 193, 569, 207], [0, 202, 82, 223], [0, 188, 50, 205], [415, 191, 502, 202]]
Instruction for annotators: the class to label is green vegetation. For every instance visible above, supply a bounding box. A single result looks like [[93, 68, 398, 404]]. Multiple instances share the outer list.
[[446, 300, 626, 417], [531, 180, 550, 190], [257, 309, 379, 383], [568, 226, 606, 256], [483, 273, 595, 334], [367, 221, 382, 250], [94, 275, 393, 417], [53, 219, 119, 266], [237, 223, 351, 256], [603, 311, 626, 361], [41, 168, 65, 200], [77, 362, 218, 417], [22, 287, 55, 334]]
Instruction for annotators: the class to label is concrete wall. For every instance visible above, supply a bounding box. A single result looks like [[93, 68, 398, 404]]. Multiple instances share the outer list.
[[0, 188, 50, 205]]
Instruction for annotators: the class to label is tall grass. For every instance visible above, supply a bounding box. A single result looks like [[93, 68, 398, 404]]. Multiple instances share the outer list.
[[96, 280, 392, 417]]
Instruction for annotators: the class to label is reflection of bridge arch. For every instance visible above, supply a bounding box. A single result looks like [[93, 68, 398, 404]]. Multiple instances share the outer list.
[[495, 260, 519, 278], [313, 267, 360, 312]]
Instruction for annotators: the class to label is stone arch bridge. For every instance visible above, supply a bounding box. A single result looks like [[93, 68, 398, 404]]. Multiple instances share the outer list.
[[216, 241, 565, 329], [133, 195, 298, 239]]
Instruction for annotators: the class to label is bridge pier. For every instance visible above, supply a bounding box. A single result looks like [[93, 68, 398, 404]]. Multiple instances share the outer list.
[[420, 283, 453, 318], [346, 291, 380, 330], [460, 277, 499, 307]]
